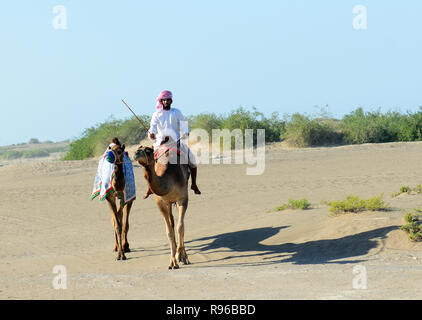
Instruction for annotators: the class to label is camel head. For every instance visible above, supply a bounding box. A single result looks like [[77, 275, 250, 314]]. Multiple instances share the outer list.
[[110, 144, 125, 162], [133, 146, 155, 167]]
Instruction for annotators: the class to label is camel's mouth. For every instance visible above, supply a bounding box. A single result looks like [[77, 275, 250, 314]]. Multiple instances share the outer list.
[[133, 146, 153, 164], [133, 148, 144, 161], [109, 144, 126, 165]]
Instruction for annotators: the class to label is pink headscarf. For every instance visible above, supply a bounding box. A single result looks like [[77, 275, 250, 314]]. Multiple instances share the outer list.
[[156, 90, 173, 112]]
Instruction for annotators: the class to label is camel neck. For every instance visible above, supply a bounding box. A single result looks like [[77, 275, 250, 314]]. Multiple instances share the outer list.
[[143, 163, 170, 196], [112, 163, 125, 192]]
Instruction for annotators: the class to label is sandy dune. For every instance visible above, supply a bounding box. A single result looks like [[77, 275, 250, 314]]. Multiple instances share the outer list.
[[1, 141, 421, 299]]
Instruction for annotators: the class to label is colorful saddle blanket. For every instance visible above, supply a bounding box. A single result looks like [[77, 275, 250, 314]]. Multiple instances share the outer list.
[[90, 145, 136, 205]]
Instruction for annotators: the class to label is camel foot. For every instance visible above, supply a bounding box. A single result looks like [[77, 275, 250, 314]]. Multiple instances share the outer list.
[[177, 249, 190, 265], [168, 264, 179, 270], [179, 259, 190, 265], [168, 259, 180, 269], [191, 185, 201, 195], [178, 256, 190, 265], [115, 253, 127, 261]]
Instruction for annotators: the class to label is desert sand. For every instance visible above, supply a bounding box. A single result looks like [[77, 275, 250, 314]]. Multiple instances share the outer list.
[[1, 141, 422, 300]]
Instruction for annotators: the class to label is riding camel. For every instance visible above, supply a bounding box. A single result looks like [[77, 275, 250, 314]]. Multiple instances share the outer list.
[[93, 138, 134, 261], [133, 138, 191, 269]]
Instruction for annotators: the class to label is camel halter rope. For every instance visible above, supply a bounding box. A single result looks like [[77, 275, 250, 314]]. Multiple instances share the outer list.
[[108, 145, 125, 165]]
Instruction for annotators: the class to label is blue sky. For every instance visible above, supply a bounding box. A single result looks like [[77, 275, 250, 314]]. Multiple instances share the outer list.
[[1, 1, 422, 145]]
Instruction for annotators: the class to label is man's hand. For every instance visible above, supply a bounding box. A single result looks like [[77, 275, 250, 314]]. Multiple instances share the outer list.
[[149, 133, 156, 140]]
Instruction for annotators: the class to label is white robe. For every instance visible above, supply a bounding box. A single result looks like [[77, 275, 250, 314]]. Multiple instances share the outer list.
[[149, 107, 196, 167], [149, 107, 189, 150]]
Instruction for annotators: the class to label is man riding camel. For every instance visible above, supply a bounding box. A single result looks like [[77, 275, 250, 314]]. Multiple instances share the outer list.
[[143, 90, 201, 199]]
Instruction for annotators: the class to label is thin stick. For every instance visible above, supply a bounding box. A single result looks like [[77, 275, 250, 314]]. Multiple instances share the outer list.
[[121, 99, 150, 133]]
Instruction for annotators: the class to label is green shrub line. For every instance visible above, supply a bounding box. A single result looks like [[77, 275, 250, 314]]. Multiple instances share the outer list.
[[0, 146, 69, 160], [270, 190, 421, 242], [274, 198, 312, 211], [391, 185, 422, 197], [62, 116, 151, 160], [62, 106, 422, 160], [328, 194, 390, 215]]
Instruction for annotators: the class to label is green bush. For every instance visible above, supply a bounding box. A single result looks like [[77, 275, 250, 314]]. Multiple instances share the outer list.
[[0, 150, 23, 159], [364, 193, 390, 211], [21, 150, 50, 158], [385, 111, 422, 141], [391, 185, 422, 197], [341, 108, 389, 144], [329, 195, 366, 214], [188, 113, 224, 136], [62, 136, 95, 160], [259, 111, 286, 142], [274, 198, 312, 211], [401, 211, 422, 241], [63, 107, 289, 161], [28, 138, 40, 144], [189, 107, 286, 146], [0, 145, 69, 160], [341, 108, 422, 144], [328, 194, 390, 214], [283, 113, 342, 147], [62, 116, 150, 160], [221, 107, 285, 147], [283, 107, 422, 146], [61, 106, 422, 160], [400, 186, 412, 194]]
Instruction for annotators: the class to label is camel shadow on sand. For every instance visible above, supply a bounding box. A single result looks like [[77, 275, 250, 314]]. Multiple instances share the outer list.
[[185, 225, 398, 266]]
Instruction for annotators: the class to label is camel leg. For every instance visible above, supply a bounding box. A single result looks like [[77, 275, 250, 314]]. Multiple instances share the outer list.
[[122, 200, 132, 253], [157, 200, 178, 270], [106, 195, 126, 261], [112, 218, 118, 253], [112, 201, 124, 252], [176, 199, 190, 265]]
